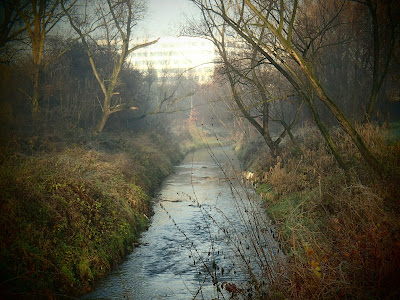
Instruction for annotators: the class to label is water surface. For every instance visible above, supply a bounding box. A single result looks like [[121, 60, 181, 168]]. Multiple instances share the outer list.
[[84, 147, 281, 299]]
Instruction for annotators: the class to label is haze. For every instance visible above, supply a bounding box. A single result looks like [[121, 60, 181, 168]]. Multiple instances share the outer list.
[[137, 0, 199, 37], [0, 1, 399, 299]]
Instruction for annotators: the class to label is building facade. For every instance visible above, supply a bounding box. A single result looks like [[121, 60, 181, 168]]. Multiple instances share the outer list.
[[129, 36, 216, 84]]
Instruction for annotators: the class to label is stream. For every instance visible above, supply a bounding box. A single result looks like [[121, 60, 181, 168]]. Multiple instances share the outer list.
[[83, 146, 281, 299]]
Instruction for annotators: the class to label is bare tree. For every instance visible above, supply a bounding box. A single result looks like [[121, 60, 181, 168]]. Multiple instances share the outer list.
[[192, 0, 384, 174], [0, 0, 29, 53], [349, 0, 398, 122], [190, 1, 320, 160], [63, 0, 158, 133], [12, 0, 70, 124]]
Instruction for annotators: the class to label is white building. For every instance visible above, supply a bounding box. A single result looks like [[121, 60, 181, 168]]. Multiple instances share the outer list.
[[129, 36, 216, 84]]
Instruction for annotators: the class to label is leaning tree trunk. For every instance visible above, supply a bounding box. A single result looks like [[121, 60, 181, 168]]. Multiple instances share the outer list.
[[97, 110, 110, 133], [304, 65, 381, 174], [288, 48, 383, 175], [239, 0, 383, 174], [305, 95, 349, 176]]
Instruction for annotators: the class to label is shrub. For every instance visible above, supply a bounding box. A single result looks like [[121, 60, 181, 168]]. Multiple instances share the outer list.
[[242, 123, 400, 299], [0, 130, 182, 297]]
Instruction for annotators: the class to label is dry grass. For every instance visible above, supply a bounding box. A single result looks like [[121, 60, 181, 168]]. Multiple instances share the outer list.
[[248, 123, 400, 299], [0, 130, 182, 297]]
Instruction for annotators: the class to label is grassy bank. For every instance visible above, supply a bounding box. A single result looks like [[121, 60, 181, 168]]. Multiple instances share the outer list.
[[175, 122, 231, 154], [0, 130, 183, 298], [239, 124, 400, 299]]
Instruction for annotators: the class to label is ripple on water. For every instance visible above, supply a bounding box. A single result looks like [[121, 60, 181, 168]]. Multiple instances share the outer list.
[[82, 147, 282, 300]]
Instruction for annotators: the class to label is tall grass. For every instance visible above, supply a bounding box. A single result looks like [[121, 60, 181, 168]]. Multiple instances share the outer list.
[[251, 123, 400, 299], [177, 122, 399, 299], [0, 130, 182, 297]]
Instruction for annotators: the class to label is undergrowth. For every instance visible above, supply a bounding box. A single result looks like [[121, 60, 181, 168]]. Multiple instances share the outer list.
[[240, 123, 400, 299], [177, 122, 230, 153], [0, 130, 182, 298]]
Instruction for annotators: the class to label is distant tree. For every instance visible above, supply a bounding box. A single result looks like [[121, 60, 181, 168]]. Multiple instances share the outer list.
[[211, 23, 302, 157], [122, 56, 200, 132], [0, 0, 29, 61], [14, 0, 71, 125], [350, 0, 398, 122], [192, 0, 384, 174], [41, 38, 98, 129], [63, 0, 158, 133]]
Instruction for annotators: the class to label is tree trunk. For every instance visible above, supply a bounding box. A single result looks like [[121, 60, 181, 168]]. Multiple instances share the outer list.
[[31, 67, 41, 128], [365, 0, 379, 122], [238, 0, 383, 174], [27, 7, 46, 129], [290, 49, 383, 175], [97, 92, 112, 133], [280, 121, 296, 145], [263, 133, 278, 158], [32, 66, 40, 107], [305, 95, 349, 176], [97, 110, 109, 133]]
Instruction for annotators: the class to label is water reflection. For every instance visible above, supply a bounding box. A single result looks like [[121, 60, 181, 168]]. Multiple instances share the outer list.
[[83, 147, 282, 299]]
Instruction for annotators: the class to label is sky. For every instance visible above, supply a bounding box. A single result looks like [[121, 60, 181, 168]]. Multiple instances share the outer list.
[[136, 0, 200, 38]]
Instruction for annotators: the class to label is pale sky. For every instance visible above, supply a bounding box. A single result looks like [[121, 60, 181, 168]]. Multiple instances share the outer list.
[[136, 0, 200, 38]]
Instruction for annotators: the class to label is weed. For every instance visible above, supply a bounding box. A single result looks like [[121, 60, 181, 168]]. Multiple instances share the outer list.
[[0, 130, 182, 297], [241, 123, 400, 299]]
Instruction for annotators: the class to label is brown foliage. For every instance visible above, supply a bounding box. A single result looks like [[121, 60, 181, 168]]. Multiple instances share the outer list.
[[256, 124, 400, 299]]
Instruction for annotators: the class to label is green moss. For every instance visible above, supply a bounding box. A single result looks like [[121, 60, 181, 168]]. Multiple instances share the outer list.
[[77, 257, 94, 282], [60, 263, 76, 287]]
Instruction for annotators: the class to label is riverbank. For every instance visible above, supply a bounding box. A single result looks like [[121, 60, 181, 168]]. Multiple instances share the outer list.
[[176, 122, 230, 154], [0, 130, 183, 298], [83, 146, 269, 299], [238, 123, 400, 299]]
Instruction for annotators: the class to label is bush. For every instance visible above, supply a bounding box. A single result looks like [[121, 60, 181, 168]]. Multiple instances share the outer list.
[[242, 123, 400, 299], [0, 130, 182, 297]]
